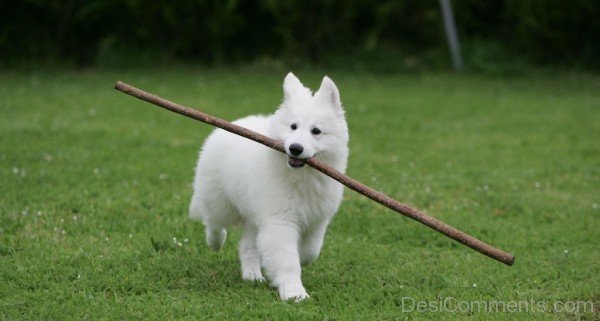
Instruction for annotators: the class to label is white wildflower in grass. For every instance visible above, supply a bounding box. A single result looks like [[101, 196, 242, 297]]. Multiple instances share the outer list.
[[159, 173, 168, 180], [534, 182, 541, 188]]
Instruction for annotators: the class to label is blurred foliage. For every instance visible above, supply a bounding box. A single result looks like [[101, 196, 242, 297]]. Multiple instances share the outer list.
[[1, 0, 598, 70]]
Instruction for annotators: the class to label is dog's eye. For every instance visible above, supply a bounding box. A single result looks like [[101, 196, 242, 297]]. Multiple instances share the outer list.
[[291, 123, 297, 130], [311, 128, 321, 135]]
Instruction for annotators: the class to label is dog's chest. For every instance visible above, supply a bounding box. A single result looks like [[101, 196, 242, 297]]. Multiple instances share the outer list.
[[286, 175, 342, 224]]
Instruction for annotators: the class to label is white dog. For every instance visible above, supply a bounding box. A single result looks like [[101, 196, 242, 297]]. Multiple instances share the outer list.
[[189, 72, 349, 301]]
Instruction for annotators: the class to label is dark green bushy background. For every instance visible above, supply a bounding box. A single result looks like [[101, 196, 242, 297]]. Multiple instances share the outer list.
[[2, 0, 598, 70]]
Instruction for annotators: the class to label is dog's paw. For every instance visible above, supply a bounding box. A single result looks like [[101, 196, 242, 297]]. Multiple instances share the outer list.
[[242, 271, 266, 283], [279, 284, 310, 302], [242, 265, 265, 283]]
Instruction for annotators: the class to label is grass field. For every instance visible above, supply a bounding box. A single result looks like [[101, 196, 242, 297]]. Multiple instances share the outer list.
[[1, 68, 598, 320]]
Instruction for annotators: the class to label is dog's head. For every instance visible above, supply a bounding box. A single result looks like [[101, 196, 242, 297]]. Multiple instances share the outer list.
[[270, 72, 349, 169]]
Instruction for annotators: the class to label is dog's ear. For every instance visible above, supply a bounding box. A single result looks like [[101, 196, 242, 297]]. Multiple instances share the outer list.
[[283, 72, 304, 99], [316, 76, 342, 110]]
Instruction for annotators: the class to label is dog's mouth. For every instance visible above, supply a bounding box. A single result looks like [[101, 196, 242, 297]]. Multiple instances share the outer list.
[[287, 156, 306, 168]]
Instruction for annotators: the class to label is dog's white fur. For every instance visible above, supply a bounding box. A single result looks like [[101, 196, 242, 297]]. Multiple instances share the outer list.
[[189, 72, 348, 301]]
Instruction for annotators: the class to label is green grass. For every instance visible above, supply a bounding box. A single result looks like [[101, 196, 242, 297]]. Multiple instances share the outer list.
[[1, 68, 598, 320]]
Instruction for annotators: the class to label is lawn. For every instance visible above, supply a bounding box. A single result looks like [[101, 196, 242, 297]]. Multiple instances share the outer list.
[[1, 68, 598, 320]]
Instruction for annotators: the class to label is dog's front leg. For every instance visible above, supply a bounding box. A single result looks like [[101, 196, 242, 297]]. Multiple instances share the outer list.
[[239, 223, 264, 282], [300, 221, 328, 267], [256, 221, 308, 301]]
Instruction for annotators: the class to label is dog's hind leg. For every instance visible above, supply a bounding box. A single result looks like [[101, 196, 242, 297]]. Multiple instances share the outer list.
[[205, 226, 227, 251], [189, 189, 233, 251]]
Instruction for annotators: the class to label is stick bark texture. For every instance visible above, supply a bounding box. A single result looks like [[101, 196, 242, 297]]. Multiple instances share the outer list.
[[115, 81, 515, 266]]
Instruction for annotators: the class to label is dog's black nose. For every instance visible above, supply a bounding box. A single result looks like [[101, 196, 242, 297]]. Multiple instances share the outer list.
[[289, 143, 304, 156]]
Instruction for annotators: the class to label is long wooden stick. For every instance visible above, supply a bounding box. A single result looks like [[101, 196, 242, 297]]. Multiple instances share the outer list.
[[115, 81, 515, 266]]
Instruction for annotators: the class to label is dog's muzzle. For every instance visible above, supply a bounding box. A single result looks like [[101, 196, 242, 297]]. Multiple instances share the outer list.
[[287, 156, 305, 168]]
